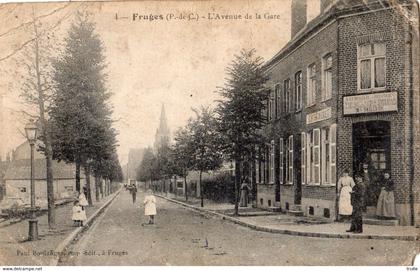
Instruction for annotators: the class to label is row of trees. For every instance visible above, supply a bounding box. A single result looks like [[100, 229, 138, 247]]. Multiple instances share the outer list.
[[18, 12, 122, 229], [137, 49, 269, 215]]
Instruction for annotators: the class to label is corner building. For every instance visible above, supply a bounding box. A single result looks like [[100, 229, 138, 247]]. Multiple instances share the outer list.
[[256, 0, 419, 226]]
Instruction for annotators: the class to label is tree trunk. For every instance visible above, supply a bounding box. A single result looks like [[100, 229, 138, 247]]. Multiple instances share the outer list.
[[84, 163, 93, 206], [95, 175, 100, 201], [184, 174, 188, 202], [234, 159, 241, 216], [100, 178, 104, 199], [75, 159, 81, 193], [200, 170, 204, 207], [32, 18, 56, 229]]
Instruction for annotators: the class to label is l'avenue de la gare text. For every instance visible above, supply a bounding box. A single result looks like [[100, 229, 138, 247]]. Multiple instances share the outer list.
[[130, 12, 282, 21]]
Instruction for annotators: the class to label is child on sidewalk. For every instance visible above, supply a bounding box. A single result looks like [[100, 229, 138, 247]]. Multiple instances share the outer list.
[[72, 200, 87, 227]]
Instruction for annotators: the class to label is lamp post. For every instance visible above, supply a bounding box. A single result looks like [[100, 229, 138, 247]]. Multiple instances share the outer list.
[[25, 119, 38, 241]]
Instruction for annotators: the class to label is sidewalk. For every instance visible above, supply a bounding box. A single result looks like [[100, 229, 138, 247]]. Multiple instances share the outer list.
[[0, 192, 118, 266], [158, 193, 419, 241]]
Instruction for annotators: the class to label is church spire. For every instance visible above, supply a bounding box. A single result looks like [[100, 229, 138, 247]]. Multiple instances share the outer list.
[[154, 103, 170, 152]]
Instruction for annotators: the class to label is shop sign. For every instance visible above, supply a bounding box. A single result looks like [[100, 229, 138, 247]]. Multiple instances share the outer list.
[[343, 92, 398, 115], [306, 107, 332, 124]]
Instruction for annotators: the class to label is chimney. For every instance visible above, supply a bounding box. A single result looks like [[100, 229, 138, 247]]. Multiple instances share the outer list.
[[291, 0, 307, 38]]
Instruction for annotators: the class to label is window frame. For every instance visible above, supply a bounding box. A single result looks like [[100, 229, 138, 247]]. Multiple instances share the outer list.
[[270, 140, 275, 184], [321, 53, 333, 101], [279, 137, 284, 184], [357, 42, 386, 92], [295, 71, 303, 111], [307, 63, 317, 107], [283, 79, 291, 114], [287, 135, 294, 184]]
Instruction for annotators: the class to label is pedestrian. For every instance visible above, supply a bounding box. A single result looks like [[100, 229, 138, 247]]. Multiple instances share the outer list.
[[78, 191, 89, 210], [347, 175, 366, 233], [240, 181, 250, 207], [376, 172, 396, 219], [143, 189, 157, 224], [359, 162, 378, 209], [130, 185, 138, 204], [83, 186, 88, 199], [72, 200, 87, 227], [337, 169, 355, 219]]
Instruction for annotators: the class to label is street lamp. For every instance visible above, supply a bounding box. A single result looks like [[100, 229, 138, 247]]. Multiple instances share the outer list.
[[25, 119, 38, 241]]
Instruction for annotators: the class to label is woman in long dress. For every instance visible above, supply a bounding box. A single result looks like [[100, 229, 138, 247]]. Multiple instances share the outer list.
[[78, 191, 89, 210], [376, 172, 396, 218], [337, 169, 355, 218], [144, 189, 157, 224]]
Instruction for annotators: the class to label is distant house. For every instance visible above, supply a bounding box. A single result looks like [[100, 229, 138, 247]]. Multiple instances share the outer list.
[[3, 141, 95, 207]]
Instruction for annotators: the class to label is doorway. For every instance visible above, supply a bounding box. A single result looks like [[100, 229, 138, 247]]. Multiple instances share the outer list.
[[352, 121, 391, 206]]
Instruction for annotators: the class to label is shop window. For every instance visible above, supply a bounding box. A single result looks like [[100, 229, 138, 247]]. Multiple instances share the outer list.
[[322, 53, 332, 101], [358, 43, 386, 91], [295, 71, 303, 111], [283, 79, 291, 113], [287, 135, 294, 184], [270, 140, 275, 184], [275, 84, 281, 118], [279, 138, 284, 184], [301, 132, 307, 185], [307, 64, 316, 106], [370, 150, 387, 170]]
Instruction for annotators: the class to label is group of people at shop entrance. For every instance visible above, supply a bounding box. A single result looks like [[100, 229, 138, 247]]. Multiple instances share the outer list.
[[337, 162, 396, 233]]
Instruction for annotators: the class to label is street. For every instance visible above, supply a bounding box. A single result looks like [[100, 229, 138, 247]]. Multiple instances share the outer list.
[[62, 191, 418, 266]]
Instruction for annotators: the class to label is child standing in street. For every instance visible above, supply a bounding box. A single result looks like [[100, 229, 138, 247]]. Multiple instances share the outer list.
[[72, 200, 87, 227], [143, 189, 157, 225]]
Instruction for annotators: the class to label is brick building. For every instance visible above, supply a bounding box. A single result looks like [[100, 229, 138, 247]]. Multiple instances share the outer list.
[[256, 0, 419, 225]]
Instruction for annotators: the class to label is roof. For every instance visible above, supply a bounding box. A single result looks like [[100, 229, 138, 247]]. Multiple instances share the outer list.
[[4, 158, 81, 181], [263, 0, 414, 71]]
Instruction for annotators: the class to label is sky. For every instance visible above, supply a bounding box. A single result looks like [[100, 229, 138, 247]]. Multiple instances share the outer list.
[[0, 0, 320, 164]]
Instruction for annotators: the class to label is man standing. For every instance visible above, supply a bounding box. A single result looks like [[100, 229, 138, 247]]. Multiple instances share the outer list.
[[347, 175, 366, 233], [360, 162, 378, 209], [130, 185, 137, 204]]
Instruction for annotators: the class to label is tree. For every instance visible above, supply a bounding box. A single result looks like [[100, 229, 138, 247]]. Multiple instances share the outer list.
[[136, 147, 157, 189], [18, 9, 59, 229], [188, 107, 223, 207], [50, 13, 116, 205], [216, 49, 270, 216], [173, 126, 195, 201]]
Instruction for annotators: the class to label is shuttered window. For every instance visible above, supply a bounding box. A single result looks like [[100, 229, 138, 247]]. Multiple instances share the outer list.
[[270, 140, 275, 184], [288, 135, 294, 184], [313, 129, 321, 184], [301, 132, 306, 185], [279, 138, 284, 184], [329, 124, 337, 185]]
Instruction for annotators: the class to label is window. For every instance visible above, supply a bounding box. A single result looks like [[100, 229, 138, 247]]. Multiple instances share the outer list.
[[279, 138, 284, 184], [256, 147, 261, 184], [321, 127, 330, 184], [295, 71, 303, 111], [270, 140, 275, 184], [358, 43, 386, 91], [307, 64, 316, 106], [306, 131, 312, 184], [370, 149, 387, 170], [312, 129, 321, 184], [322, 54, 332, 101], [329, 124, 337, 185], [275, 84, 281, 117], [301, 132, 306, 185], [287, 135, 294, 184], [284, 79, 291, 113], [19, 187, 27, 193], [268, 91, 273, 121]]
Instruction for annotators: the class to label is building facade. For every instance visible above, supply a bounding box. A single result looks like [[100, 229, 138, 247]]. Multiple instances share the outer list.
[[256, 0, 419, 225]]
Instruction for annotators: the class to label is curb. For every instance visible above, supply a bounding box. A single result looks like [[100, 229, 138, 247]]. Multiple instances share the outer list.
[[50, 189, 121, 266], [157, 195, 418, 242]]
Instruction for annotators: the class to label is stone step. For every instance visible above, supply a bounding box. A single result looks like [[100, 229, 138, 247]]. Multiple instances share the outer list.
[[288, 210, 304, 216], [364, 217, 399, 226], [267, 207, 282, 212]]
